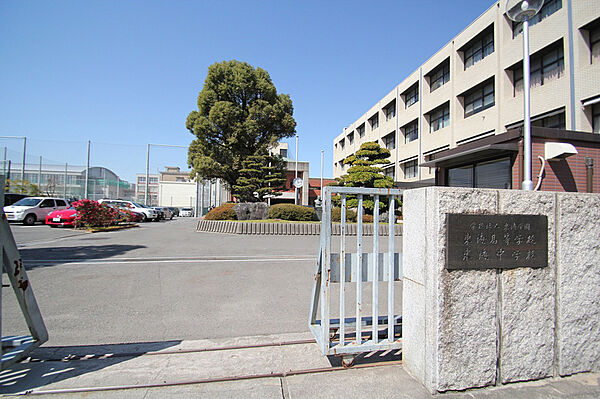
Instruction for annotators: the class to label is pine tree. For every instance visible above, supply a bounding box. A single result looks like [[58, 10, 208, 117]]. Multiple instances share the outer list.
[[232, 154, 286, 202]]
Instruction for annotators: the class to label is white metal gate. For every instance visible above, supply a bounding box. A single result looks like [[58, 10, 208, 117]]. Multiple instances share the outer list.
[[1, 176, 48, 369], [309, 186, 403, 359]]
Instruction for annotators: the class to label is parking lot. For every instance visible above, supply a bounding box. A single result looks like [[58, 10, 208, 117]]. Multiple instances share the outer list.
[[3, 217, 320, 346]]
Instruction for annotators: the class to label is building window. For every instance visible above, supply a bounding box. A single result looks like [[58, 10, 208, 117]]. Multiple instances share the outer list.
[[512, 41, 564, 95], [429, 103, 450, 132], [339, 139, 345, 150], [403, 120, 419, 143], [383, 167, 395, 180], [369, 113, 379, 130], [384, 100, 396, 121], [347, 132, 354, 144], [589, 20, 600, 63], [280, 149, 288, 158], [403, 83, 419, 108], [593, 104, 600, 133], [428, 59, 450, 92], [447, 157, 512, 189], [138, 176, 146, 183], [512, 0, 562, 37], [463, 79, 495, 118], [357, 124, 365, 137], [383, 132, 395, 150], [149, 177, 158, 183], [404, 160, 418, 179], [532, 111, 565, 129], [464, 27, 494, 69]]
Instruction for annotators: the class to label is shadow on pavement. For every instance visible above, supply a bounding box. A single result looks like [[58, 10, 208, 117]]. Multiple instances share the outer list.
[[18, 244, 146, 270], [0, 340, 180, 394], [327, 349, 402, 367]]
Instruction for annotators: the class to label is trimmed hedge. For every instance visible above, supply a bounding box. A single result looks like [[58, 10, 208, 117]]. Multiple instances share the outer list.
[[204, 203, 237, 220], [268, 204, 316, 221], [331, 207, 357, 222]]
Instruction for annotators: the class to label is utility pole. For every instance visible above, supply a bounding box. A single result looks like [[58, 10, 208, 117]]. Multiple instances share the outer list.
[[64, 163, 68, 198], [84, 140, 90, 199], [295, 135, 299, 205], [320, 149, 324, 198]]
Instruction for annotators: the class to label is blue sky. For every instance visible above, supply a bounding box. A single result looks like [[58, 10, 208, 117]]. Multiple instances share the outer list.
[[0, 0, 495, 183]]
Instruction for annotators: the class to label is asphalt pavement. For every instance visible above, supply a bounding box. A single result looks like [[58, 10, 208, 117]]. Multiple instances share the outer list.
[[3, 218, 320, 346]]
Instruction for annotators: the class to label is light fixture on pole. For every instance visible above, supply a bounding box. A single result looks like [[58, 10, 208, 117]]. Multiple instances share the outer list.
[[506, 0, 544, 191]]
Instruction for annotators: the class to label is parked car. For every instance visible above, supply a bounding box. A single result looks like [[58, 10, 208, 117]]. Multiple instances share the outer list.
[[4, 193, 27, 207], [153, 207, 173, 220], [4, 197, 70, 225], [98, 199, 158, 222], [167, 207, 179, 217], [180, 207, 193, 217], [45, 207, 77, 227]]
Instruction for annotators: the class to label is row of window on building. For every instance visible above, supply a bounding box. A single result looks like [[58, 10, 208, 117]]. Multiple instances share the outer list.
[[336, 2, 599, 154]]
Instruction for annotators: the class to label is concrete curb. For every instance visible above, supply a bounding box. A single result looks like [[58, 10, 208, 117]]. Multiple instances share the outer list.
[[196, 220, 402, 236]]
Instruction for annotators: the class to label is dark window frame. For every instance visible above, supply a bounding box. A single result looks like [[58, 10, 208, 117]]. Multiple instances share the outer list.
[[403, 83, 419, 108], [512, 0, 562, 37], [383, 132, 396, 150], [384, 100, 396, 121], [593, 103, 600, 133], [446, 156, 513, 189], [403, 120, 419, 144], [512, 41, 564, 95], [369, 113, 379, 130], [357, 123, 365, 137], [463, 79, 495, 118], [464, 27, 494, 69], [347, 131, 354, 145], [428, 59, 450, 92], [532, 111, 566, 129], [429, 102, 450, 132], [403, 159, 418, 179]]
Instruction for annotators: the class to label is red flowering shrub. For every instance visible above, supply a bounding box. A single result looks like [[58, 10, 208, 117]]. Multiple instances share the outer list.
[[72, 199, 119, 227]]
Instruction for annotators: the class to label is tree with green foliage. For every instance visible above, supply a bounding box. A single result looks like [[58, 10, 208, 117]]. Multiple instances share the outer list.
[[5, 179, 42, 195], [186, 60, 296, 201], [335, 141, 396, 213], [337, 141, 394, 188], [232, 153, 287, 202]]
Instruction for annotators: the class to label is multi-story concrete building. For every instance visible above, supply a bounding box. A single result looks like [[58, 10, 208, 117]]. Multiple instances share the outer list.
[[333, 0, 600, 192], [135, 173, 159, 205]]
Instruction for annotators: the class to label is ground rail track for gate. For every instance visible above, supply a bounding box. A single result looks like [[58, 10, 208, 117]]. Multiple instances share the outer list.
[[309, 186, 403, 358]]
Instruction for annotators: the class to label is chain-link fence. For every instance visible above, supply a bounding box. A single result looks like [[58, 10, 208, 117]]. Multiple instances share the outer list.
[[0, 137, 229, 214]]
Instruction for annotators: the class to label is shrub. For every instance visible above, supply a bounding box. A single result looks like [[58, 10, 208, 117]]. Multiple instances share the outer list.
[[331, 207, 357, 222], [204, 203, 237, 220], [268, 204, 316, 221], [362, 214, 373, 223], [72, 199, 118, 227]]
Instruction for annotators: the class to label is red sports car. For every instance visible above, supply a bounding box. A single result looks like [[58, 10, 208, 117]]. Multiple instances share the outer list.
[[45, 207, 77, 227]]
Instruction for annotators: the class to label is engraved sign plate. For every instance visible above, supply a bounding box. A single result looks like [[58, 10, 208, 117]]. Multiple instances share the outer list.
[[446, 214, 548, 270]]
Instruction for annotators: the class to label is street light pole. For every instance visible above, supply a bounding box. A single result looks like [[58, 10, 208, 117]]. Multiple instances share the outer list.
[[145, 144, 150, 206], [85, 140, 90, 199], [320, 149, 324, 197], [506, 0, 543, 191], [21, 137, 26, 181], [521, 18, 533, 190], [295, 135, 299, 205]]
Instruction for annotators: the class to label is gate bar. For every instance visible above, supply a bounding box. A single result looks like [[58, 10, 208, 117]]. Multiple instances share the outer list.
[[356, 194, 363, 346], [339, 195, 346, 346], [372, 195, 379, 345], [388, 196, 395, 342]]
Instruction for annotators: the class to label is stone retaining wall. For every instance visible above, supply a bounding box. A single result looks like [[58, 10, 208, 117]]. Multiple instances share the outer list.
[[196, 220, 402, 236], [403, 187, 600, 394]]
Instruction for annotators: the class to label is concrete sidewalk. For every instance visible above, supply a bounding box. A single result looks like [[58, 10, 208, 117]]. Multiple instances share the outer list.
[[1, 332, 599, 398]]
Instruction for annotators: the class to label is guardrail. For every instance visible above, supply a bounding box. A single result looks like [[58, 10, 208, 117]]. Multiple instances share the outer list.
[[308, 186, 403, 362]]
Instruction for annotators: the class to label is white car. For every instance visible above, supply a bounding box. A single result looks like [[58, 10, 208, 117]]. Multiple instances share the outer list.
[[180, 208, 194, 217], [98, 199, 159, 222], [3, 197, 70, 225]]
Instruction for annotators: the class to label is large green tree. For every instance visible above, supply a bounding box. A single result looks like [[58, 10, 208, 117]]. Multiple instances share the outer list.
[[232, 153, 287, 202], [186, 60, 296, 200]]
